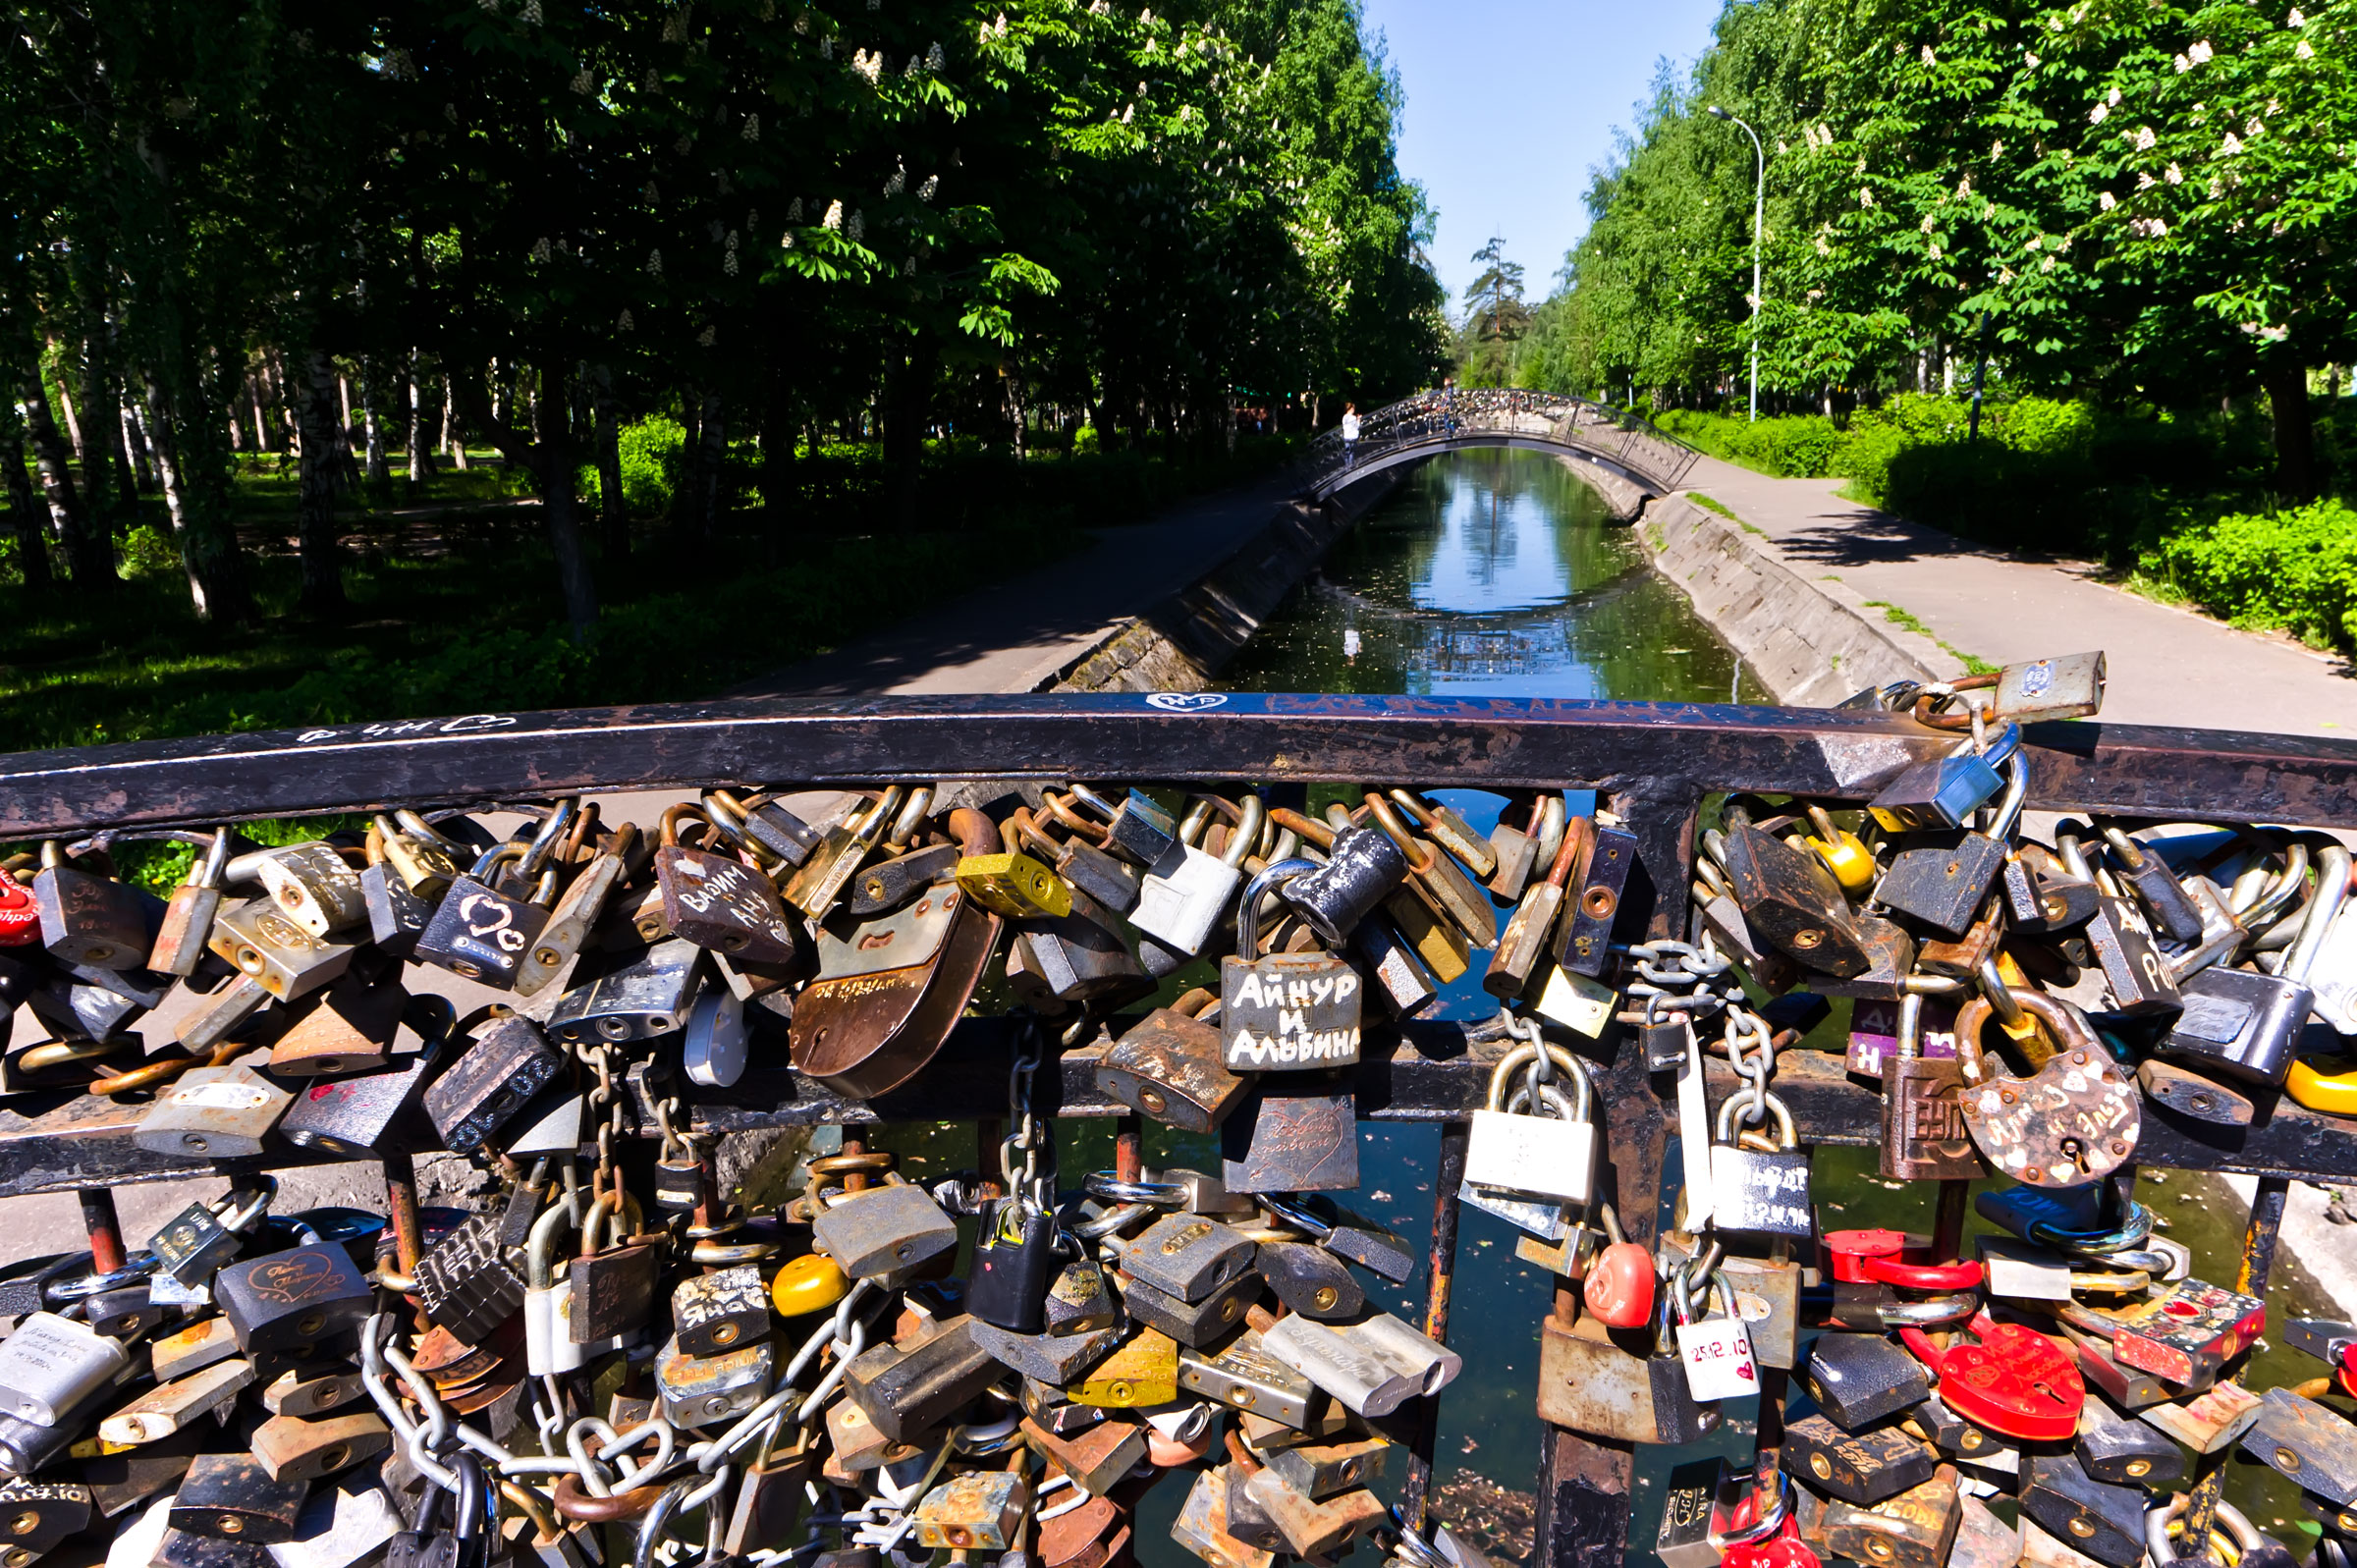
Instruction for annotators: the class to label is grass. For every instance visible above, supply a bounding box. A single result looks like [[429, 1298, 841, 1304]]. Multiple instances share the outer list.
[[0, 432, 1293, 754], [1864, 599, 1994, 676]]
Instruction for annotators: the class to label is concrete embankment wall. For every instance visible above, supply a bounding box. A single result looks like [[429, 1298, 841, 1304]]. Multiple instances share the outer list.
[[1046, 467, 1405, 693], [1629, 494, 1961, 704]]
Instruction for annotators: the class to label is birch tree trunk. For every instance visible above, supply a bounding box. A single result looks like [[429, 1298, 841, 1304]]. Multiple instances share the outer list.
[[19, 370, 112, 590], [1, 404, 53, 593], [296, 351, 348, 614], [359, 356, 389, 488]]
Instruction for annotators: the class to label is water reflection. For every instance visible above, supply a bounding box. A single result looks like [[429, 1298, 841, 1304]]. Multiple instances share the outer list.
[[1223, 449, 1772, 705]]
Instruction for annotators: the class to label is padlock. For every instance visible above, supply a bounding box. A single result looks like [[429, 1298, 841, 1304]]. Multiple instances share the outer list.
[[1536, 1308, 1717, 1444], [411, 840, 551, 989], [1254, 1242, 1364, 1320], [547, 937, 706, 1047], [1709, 1089, 1812, 1238], [133, 1063, 293, 1161], [1222, 1079, 1358, 1193], [1240, 1465, 1387, 1558], [97, 1357, 254, 1444], [2018, 1453, 2146, 1568], [843, 1316, 1002, 1442], [422, 1012, 564, 1155], [1270, 811, 1408, 946], [1805, 1332, 1930, 1431], [2242, 1387, 2357, 1504], [1952, 991, 2138, 1186], [1670, 1270, 1760, 1404], [655, 1333, 774, 1427], [781, 787, 904, 918], [1582, 1207, 1656, 1329], [1869, 723, 2020, 834], [268, 972, 408, 1078], [2063, 1275, 2266, 1387], [809, 1173, 959, 1278], [278, 998, 455, 1159], [1899, 1312, 2083, 1440], [152, 1182, 276, 1287], [1014, 883, 1146, 1005], [216, 1244, 373, 1356], [1177, 1329, 1318, 1428], [1106, 1214, 1255, 1303], [515, 820, 636, 997], [1716, 807, 1871, 978], [567, 1188, 660, 1344], [1258, 1312, 1457, 1417], [2075, 1396, 2184, 1485], [791, 812, 1003, 1098], [249, 1412, 388, 1484], [1560, 820, 1640, 977], [2000, 840, 2100, 937], [1024, 1414, 1148, 1495], [1173, 1466, 1275, 1568], [34, 843, 162, 972], [411, 1212, 525, 1344], [1461, 1037, 1597, 1212], [653, 803, 801, 963], [150, 1317, 242, 1386], [149, 831, 232, 976], [965, 1197, 1059, 1333], [2054, 829, 2181, 1016], [259, 1364, 366, 1419], [1131, 794, 1261, 957], [2160, 840, 2349, 1084], [905, 1471, 1028, 1552], [0, 1311, 132, 1425], [0, 1481, 91, 1557], [1785, 1414, 1938, 1506], [1873, 755, 2027, 937], [955, 820, 1073, 920], [1118, 1267, 1259, 1348], [168, 1454, 307, 1544], [209, 899, 356, 1002], [1364, 793, 1496, 947], [670, 1264, 770, 1357], [1657, 1464, 1742, 1568], [2095, 824, 2207, 945], [249, 843, 369, 938], [1820, 1465, 1961, 1568], [770, 1253, 850, 1319], [1486, 815, 1587, 999], [1096, 991, 1250, 1132], [2137, 1379, 2263, 1453], [1879, 994, 1989, 1180], [1220, 859, 1362, 1070]]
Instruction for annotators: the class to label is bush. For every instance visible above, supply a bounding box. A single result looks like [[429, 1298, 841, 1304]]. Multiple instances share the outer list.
[[1656, 409, 1844, 476], [2150, 499, 2357, 654], [120, 524, 185, 580], [579, 414, 685, 514], [1071, 422, 1103, 457]]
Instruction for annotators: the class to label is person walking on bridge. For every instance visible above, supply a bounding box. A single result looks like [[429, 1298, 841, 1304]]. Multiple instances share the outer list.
[[1341, 401, 1360, 469]]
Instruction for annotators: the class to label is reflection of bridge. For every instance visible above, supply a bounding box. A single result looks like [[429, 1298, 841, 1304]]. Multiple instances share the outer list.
[[1307, 569, 1654, 678], [1302, 388, 1700, 499]]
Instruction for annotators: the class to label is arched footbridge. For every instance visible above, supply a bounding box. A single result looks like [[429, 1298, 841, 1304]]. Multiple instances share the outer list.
[[1301, 387, 1701, 499]]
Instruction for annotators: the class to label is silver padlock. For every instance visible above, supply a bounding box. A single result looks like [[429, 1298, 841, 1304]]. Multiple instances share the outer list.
[[1462, 1034, 1597, 1207], [247, 844, 370, 938], [808, 1175, 959, 1279], [654, 1335, 774, 1428], [133, 1064, 294, 1161], [0, 1312, 131, 1426], [1257, 1311, 1460, 1417], [1131, 795, 1263, 957]]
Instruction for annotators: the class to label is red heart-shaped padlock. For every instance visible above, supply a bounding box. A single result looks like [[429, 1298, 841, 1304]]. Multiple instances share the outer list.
[[1582, 1241, 1656, 1328], [1903, 1315, 2083, 1440]]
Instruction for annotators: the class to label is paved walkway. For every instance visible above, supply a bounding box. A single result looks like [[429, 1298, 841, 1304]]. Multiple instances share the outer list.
[[733, 472, 1301, 698], [1682, 455, 2357, 738]]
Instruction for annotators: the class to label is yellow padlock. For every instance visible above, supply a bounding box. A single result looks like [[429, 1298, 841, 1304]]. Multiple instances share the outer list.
[[1067, 1326, 1179, 1407], [1800, 804, 1876, 896], [2288, 1056, 2357, 1115], [770, 1253, 850, 1317], [954, 850, 1072, 920]]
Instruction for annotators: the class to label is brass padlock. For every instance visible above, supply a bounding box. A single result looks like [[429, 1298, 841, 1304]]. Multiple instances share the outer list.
[[249, 843, 370, 938], [654, 803, 800, 964], [209, 897, 357, 1002], [1095, 990, 1251, 1132]]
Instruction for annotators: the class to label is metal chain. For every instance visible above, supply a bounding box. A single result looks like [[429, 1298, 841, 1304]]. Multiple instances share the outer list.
[[999, 1016, 1053, 1216]]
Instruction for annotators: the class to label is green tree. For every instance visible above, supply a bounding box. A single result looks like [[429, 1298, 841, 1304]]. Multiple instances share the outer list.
[[1459, 233, 1530, 387]]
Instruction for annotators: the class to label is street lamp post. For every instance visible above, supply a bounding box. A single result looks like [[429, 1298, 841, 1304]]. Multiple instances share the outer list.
[[1709, 106, 1765, 423]]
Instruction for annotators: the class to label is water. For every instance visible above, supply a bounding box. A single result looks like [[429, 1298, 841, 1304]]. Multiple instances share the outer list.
[[881, 451, 2341, 1565]]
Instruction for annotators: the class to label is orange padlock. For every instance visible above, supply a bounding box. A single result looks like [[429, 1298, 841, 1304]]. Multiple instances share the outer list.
[[1580, 1205, 1656, 1329]]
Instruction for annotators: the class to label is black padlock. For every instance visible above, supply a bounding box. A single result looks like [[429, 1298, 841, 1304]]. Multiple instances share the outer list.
[[279, 996, 455, 1159], [216, 1245, 374, 1357], [1560, 823, 1641, 977], [422, 1013, 565, 1155], [2018, 1453, 2147, 1568], [413, 842, 551, 989], [0, 1480, 93, 1556], [1784, 1413, 1939, 1506], [1254, 1241, 1364, 1321], [2077, 1400, 2185, 1486], [411, 1212, 526, 1345], [674, 1266, 772, 1356], [965, 1198, 1058, 1335], [1280, 823, 1409, 944], [1875, 831, 2012, 938], [2098, 825, 2208, 946], [842, 1318, 1003, 1443], [1717, 811, 1871, 979], [1805, 1332, 1930, 1432], [168, 1454, 308, 1544], [2000, 843, 2100, 935]]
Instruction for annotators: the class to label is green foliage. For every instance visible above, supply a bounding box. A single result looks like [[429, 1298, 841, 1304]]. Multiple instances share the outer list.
[[120, 526, 185, 580], [613, 416, 686, 515], [1657, 410, 1845, 477], [2151, 500, 2357, 655]]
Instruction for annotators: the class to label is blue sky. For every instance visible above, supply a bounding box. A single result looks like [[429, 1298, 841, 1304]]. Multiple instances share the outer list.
[[1360, 0, 1729, 315]]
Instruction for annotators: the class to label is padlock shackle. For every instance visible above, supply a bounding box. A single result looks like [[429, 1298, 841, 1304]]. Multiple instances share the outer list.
[[1267, 807, 1337, 851], [528, 1200, 578, 1286], [2281, 843, 2352, 986], [1482, 1037, 1592, 1124], [1874, 1290, 1980, 1328], [1361, 793, 1436, 875], [1859, 1254, 1981, 1290], [1712, 1086, 1795, 1149], [885, 786, 933, 849], [518, 797, 578, 877], [1236, 858, 1318, 955]]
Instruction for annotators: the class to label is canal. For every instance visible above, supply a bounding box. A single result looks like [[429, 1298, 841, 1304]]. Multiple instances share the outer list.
[[888, 449, 2339, 1566]]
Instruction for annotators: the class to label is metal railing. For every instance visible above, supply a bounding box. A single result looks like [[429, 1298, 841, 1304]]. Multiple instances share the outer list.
[[2, 691, 2355, 1567], [1300, 388, 1704, 499]]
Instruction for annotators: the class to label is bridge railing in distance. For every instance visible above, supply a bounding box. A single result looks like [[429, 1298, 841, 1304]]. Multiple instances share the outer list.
[[1299, 387, 1702, 498]]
